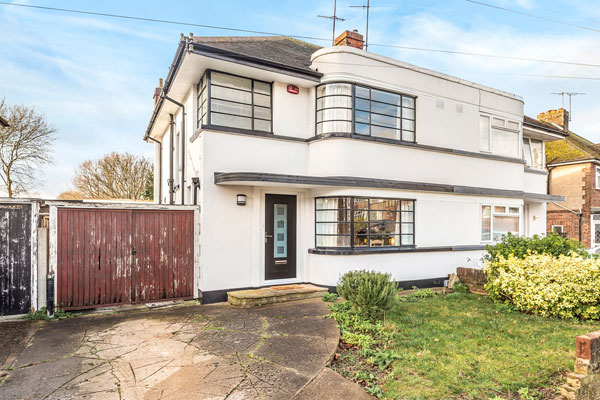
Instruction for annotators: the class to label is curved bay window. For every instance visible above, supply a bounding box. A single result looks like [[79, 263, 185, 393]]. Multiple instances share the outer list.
[[315, 197, 415, 248], [316, 83, 416, 142], [196, 70, 272, 133]]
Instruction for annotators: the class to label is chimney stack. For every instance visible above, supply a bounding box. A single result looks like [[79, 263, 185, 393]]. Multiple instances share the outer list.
[[335, 30, 364, 50], [537, 108, 569, 132], [153, 78, 163, 107]]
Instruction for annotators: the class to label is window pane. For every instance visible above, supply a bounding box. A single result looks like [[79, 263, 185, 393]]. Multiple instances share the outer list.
[[355, 123, 370, 135], [254, 106, 271, 120], [507, 121, 520, 131], [371, 125, 400, 140], [492, 128, 519, 158], [211, 112, 252, 129], [523, 138, 533, 166], [508, 207, 520, 214], [253, 93, 271, 107], [371, 89, 401, 106], [354, 234, 369, 247], [401, 211, 414, 223], [254, 81, 271, 95], [318, 121, 351, 134], [481, 205, 491, 241], [317, 83, 352, 97], [492, 117, 505, 127], [370, 199, 399, 211], [353, 210, 369, 222], [402, 130, 415, 142], [401, 234, 414, 245], [355, 86, 370, 99], [316, 197, 350, 210], [403, 108, 415, 120], [211, 85, 252, 104], [355, 111, 370, 124], [494, 206, 506, 213], [369, 211, 400, 222], [493, 215, 519, 241], [402, 119, 415, 131], [211, 99, 252, 117], [370, 235, 400, 247], [372, 113, 401, 129], [480, 116, 490, 152], [317, 235, 350, 247], [371, 102, 401, 117], [316, 223, 351, 235], [369, 222, 400, 235], [401, 201, 414, 211], [355, 98, 370, 111], [254, 119, 271, 132], [273, 204, 287, 258], [401, 223, 414, 234], [530, 139, 543, 169], [211, 72, 252, 91], [317, 108, 352, 123], [318, 95, 352, 109], [402, 97, 415, 108]]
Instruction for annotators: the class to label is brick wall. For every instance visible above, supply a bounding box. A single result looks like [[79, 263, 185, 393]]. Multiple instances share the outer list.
[[547, 210, 586, 244], [561, 331, 600, 399]]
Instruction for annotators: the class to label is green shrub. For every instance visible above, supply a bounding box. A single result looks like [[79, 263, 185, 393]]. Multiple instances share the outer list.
[[337, 270, 397, 320], [484, 232, 586, 264], [322, 292, 338, 302], [485, 253, 600, 320]]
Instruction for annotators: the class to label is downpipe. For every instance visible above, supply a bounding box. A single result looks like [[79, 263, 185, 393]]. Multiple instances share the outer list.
[[164, 95, 185, 205]]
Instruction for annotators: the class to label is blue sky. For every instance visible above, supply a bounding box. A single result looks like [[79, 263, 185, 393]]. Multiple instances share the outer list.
[[1, 0, 599, 197]]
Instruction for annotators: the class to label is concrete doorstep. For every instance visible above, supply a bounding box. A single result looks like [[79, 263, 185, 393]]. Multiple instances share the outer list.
[[228, 284, 329, 307]]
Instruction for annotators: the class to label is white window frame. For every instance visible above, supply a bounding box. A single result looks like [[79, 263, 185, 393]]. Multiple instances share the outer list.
[[480, 204, 522, 243], [596, 167, 600, 190], [479, 114, 522, 158], [551, 225, 563, 234], [523, 137, 545, 169]]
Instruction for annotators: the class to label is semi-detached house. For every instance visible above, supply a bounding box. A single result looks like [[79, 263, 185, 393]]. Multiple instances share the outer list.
[[144, 30, 566, 302]]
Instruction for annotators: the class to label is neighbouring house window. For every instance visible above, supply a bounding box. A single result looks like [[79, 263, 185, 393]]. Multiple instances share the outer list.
[[596, 167, 600, 190], [523, 137, 543, 169], [196, 70, 272, 133], [316, 83, 416, 142], [481, 205, 521, 242], [551, 225, 564, 234], [480, 115, 520, 158], [315, 197, 415, 248]]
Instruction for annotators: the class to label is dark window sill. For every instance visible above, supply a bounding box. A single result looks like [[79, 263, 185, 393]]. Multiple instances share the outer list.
[[193, 124, 306, 143], [308, 245, 486, 255]]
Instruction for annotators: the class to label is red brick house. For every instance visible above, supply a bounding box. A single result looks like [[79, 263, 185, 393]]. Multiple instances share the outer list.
[[544, 108, 600, 248]]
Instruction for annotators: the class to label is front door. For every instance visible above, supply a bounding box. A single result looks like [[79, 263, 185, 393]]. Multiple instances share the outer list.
[[265, 194, 296, 281], [593, 214, 600, 248]]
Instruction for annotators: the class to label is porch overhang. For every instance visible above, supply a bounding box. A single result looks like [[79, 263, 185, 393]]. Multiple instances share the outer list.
[[214, 172, 565, 202]]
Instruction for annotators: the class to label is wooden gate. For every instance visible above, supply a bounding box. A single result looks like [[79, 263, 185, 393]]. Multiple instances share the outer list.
[[0, 203, 32, 316], [57, 208, 194, 310]]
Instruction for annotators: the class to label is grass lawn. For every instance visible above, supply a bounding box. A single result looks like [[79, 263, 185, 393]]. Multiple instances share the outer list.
[[331, 291, 599, 400]]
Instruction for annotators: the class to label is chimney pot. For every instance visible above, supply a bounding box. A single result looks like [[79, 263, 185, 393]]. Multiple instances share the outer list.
[[334, 30, 364, 50]]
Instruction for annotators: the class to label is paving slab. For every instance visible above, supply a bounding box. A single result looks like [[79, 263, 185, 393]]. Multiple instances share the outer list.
[[0, 298, 369, 399]]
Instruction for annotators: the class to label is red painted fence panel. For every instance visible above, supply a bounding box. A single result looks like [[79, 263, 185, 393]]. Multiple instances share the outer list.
[[57, 208, 194, 310]]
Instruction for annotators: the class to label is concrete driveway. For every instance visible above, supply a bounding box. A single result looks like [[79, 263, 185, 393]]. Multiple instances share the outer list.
[[0, 298, 371, 400]]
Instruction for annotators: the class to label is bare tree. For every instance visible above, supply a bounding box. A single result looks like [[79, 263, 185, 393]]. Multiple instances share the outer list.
[[0, 99, 56, 197], [73, 152, 153, 200], [57, 190, 85, 200]]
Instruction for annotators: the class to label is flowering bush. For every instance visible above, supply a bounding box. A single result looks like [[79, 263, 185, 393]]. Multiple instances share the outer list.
[[485, 253, 600, 320]]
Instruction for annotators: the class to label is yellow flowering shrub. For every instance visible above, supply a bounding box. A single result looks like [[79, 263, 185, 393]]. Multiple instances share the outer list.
[[485, 253, 600, 320]]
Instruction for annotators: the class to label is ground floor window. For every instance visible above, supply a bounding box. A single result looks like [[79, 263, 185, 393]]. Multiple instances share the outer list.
[[315, 196, 415, 248], [481, 205, 520, 242], [551, 225, 564, 234]]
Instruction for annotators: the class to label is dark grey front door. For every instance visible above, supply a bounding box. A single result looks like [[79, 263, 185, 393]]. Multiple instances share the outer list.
[[265, 194, 296, 281]]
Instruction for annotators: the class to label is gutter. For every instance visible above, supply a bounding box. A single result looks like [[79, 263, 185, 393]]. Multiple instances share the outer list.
[[164, 96, 186, 205], [146, 135, 162, 204]]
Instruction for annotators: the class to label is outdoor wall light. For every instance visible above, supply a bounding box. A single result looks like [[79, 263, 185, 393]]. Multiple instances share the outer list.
[[237, 194, 247, 206]]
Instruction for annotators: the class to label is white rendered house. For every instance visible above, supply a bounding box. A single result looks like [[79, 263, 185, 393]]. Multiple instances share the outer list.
[[144, 31, 566, 302]]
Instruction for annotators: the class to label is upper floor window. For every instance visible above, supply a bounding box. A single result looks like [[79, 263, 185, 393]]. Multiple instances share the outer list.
[[596, 167, 600, 190], [196, 70, 272, 133], [479, 115, 520, 158], [315, 196, 415, 248], [316, 83, 416, 142], [523, 137, 543, 169]]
